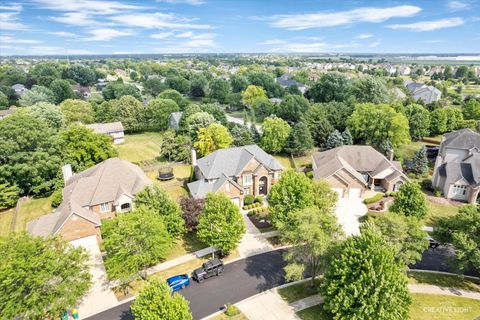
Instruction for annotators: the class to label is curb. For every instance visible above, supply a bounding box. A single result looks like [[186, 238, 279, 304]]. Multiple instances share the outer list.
[[81, 296, 135, 319], [409, 269, 480, 281]]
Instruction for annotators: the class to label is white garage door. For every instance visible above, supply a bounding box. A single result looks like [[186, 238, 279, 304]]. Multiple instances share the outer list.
[[231, 197, 240, 207], [332, 188, 344, 198], [349, 188, 362, 198]]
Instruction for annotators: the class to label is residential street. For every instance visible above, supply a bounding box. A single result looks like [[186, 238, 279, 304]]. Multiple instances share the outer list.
[[84, 246, 479, 320]]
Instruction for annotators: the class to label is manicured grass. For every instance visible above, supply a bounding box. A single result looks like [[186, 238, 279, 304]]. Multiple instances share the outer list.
[[274, 155, 294, 169], [296, 304, 331, 320], [410, 293, 480, 320], [0, 209, 14, 237], [211, 305, 248, 320], [114, 132, 163, 163], [395, 141, 425, 161], [408, 271, 480, 292], [167, 232, 205, 260], [424, 200, 461, 226], [146, 164, 192, 201], [15, 196, 53, 232], [278, 279, 322, 303]]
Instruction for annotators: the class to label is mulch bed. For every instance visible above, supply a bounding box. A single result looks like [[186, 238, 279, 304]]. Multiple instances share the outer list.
[[248, 214, 273, 230], [367, 196, 394, 212]]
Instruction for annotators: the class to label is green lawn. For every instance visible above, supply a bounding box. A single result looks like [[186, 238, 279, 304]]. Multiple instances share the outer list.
[[0, 209, 14, 237], [274, 155, 295, 170], [424, 199, 461, 226], [296, 304, 330, 320], [114, 132, 163, 163], [408, 271, 480, 292], [146, 164, 191, 201], [15, 196, 53, 232], [211, 305, 248, 320], [278, 279, 322, 303], [167, 232, 205, 260], [410, 293, 480, 320], [395, 141, 425, 161]]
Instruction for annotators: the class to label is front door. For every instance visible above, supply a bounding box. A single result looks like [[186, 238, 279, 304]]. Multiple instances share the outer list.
[[259, 176, 268, 195]]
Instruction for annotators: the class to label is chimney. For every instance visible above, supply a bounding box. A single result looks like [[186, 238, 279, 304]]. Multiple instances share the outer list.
[[62, 164, 73, 183], [191, 149, 197, 167], [387, 149, 394, 162]]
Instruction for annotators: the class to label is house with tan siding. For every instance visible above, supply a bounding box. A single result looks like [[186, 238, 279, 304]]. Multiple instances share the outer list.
[[28, 158, 151, 242], [187, 145, 283, 206], [312, 145, 408, 198]]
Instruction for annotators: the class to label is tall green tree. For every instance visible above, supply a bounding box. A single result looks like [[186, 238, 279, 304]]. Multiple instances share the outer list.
[[197, 193, 246, 254], [130, 279, 192, 320], [307, 73, 351, 103], [0, 233, 91, 320], [369, 214, 429, 266], [434, 205, 480, 271], [63, 65, 96, 86], [114, 95, 145, 132], [102, 82, 142, 101], [209, 78, 230, 103], [463, 99, 480, 120], [102, 206, 172, 281], [430, 108, 449, 135], [241, 85, 267, 106], [321, 224, 411, 320], [194, 123, 233, 156], [411, 146, 428, 176], [0, 181, 20, 210], [59, 99, 95, 124], [347, 103, 410, 147], [19, 85, 55, 106], [158, 89, 186, 109], [144, 98, 180, 131], [302, 104, 335, 147], [230, 74, 248, 93], [49, 79, 75, 104], [134, 184, 185, 238], [390, 182, 428, 219], [29, 102, 66, 130], [350, 75, 391, 104], [341, 128, 353, 145], [190, 73, 208, 98], [260, 116, 291, 153], [59, 124, 117, 171], [268, 170, 315, 228], [284, 122, 314, 155], [143, 77, 167, 97], [325, 129, 344, 149], [404, 104, 431, 140], [277, 94, 310, 124]]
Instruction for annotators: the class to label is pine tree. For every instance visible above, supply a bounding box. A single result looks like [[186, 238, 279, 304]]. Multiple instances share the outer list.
[[250, 124, 260, 143], [284, 122, 314, 155], [341, 128, 353, 145], [412, 145, 428, 176], [325, 130, 344, 149]]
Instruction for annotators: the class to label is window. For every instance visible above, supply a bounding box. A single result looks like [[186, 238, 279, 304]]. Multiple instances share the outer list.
[[243, 173, 252, 186], [100, 202, 109, 213], [121, 203, 131, 212], [453, 185, 467, 196]]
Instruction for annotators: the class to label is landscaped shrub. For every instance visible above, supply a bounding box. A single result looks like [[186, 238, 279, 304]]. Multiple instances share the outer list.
[[244, 195, 254, 205], [224, 303, 240, 317], [51, 188, 63, 208], [421, 179, 433, 191], [433, 187, 442, 197], [254, 195, 264, 203], [306, 171, 314, 179], [364, 193, 383, 204]]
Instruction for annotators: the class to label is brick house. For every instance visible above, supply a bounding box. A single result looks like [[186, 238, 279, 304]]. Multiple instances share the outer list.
[[312, 145, 408, 198], [187, 145, 283, 206], [28, 158, 151, 242]]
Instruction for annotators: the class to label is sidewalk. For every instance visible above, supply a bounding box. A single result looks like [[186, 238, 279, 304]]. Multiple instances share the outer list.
[[237, 213, 275, 258], [236, 290, 299, 320]]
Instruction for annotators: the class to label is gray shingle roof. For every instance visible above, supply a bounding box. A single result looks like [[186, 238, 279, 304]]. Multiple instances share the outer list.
[[196, 145, 283, 180], [27, 158, 151, 237], [441, 129, 480, 151], [85, 121, 124, 134]]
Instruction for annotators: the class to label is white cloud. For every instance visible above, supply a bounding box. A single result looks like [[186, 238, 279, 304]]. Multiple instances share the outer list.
[[263, 5, 421, 30], [368, 41, 381, 47], [150, 32, 173, 39], [258, 39, 287, 45], [157, 0, 205, 5], [388, 17, 464, 32], [0, 35, 40, 44], [356, 34, 373, 39], [33, 0, 145, 15], [86, 28, 135, 41], [448, 1, 469, 10], [153, 33, 217, 52], [176, 31, 194, 38], [264, 40, 358, 53], [0, 4, 28, 30], [48, 31, 77, 37], [51, 12, 101, 26], [108, 12, 211, 29]]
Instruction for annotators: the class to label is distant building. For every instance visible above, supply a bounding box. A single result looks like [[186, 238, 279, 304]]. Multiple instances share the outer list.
[[405, 81, 441, 104], [72, 84, 91, 98], [85, 122, 125, 144], [168, 111, 183, 131], [275, 75, 307, 94], [11, 84, 28, 95]]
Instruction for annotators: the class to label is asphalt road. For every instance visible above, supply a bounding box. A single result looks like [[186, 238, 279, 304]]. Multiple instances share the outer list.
[[85, 246, 479, 320]]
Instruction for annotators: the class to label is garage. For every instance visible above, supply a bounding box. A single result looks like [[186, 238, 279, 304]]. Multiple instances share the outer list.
[[332, 188, 345, 198], [349, 188, 362, 198]]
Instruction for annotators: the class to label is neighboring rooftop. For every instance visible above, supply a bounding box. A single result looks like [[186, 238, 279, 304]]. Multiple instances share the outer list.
[[86, 121, 124, 134], [441, 128, 480, 151]]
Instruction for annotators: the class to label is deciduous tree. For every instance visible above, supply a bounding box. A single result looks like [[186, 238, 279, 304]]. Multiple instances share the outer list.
[[307, 73, 351, 103], [260, 116, 291, 153], [49, 79, 75, 104], [180, 196, 205, 231], [144, 98, 179, 131], [404, 104, 430, 141], [19, 85, 55, 106], [194, 123, 233, 156], [284, 122, 313, 155], [241, 85, 267, 106], [59, 99, 95, 124], [390, 182, 428, 219], [277, 94, 310, 124]]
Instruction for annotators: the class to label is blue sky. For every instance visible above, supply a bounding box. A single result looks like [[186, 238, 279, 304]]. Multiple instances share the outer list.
[[0, 0, 479, 55]]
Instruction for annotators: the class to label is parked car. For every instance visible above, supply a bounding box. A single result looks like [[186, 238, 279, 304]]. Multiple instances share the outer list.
[[166, 274, 190, 292], [428, 235, 440, 249], [192, 258, 224, 282]]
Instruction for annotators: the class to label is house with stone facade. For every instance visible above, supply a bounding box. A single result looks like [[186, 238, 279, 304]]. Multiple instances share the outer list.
[[312, 145, 408, 198], [28, 158, 151, 242], [187, 145, 283, 206], [432, 129, 480, 204]]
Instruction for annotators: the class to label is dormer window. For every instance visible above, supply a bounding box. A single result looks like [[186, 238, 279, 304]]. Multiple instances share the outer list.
[[243, 173, 252, 186]]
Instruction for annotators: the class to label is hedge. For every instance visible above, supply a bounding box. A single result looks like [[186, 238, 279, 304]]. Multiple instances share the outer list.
[[364, 193, 383, 204]]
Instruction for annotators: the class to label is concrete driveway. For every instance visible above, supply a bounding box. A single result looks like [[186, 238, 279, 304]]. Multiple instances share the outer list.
[[334, 197, 368, 236]]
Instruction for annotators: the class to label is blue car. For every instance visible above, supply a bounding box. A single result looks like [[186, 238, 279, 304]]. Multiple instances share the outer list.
[[166, 274, 190, 292]]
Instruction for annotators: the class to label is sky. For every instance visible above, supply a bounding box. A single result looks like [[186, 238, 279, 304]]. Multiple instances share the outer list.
[[0, 0, 479, 56]]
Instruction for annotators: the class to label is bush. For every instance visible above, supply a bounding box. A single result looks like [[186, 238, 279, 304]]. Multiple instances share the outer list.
[[433, 187, 442, 197], [364, 193, 383, 204], [244, 195, 255, 205], [306, 171, 314, 179], [224, 303, 241, 317], [51, 188, 63, 208], [421, 179, 433, 191], [254, 195, 264, 203]]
